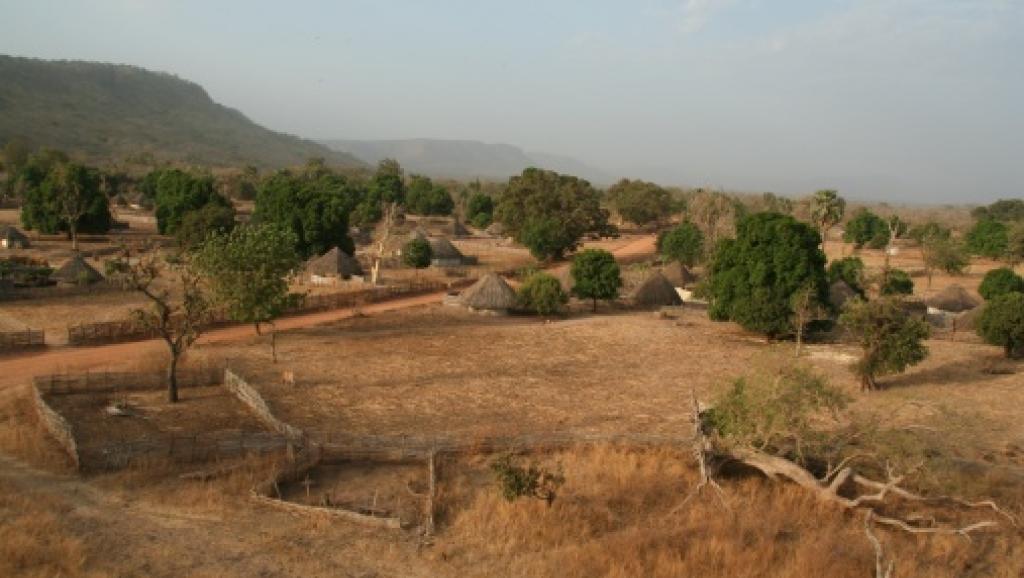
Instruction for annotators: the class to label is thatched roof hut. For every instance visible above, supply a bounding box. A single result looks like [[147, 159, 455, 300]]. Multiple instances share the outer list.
[[829, 280, 857, 310], [899, 298, 929, 320], [52, 253, 103, 286], [0, 225, 29, 249], [306, 247, 363, 279], [631, 272, 683, 307], [660, 262, 697, 288], [428, 237, 465, 267], [449, 220, 470, 238], [925, 285, 980, 313], [954, 306, 983, 331], [459, 273, 517, 312], [485, 221, 506, 237]]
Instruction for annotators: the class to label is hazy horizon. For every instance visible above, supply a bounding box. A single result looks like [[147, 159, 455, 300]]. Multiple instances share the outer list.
[[2, 0, 1022, 203]]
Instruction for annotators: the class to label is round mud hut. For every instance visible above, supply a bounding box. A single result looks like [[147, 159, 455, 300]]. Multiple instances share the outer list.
[[52, 253, 104, 286], [660, 262, 697, 289], [306, 247, 363, 284], [458, 273, 517, 314], [1, 225, 29, 250], [428, 237, 466, 267], [631, 271, 683, 308], [925, 285, 980, 313]]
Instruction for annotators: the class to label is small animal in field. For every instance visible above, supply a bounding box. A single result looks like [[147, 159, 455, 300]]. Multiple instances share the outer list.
[[282, 371, 296, 387]]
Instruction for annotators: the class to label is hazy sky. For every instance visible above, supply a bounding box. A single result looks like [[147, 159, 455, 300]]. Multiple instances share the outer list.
[[2, 0, 1022, 202]]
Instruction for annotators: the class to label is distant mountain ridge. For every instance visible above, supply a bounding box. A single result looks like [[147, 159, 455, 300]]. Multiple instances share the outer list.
[[322, 138, 613, 185], [0, 55, 362, 169]]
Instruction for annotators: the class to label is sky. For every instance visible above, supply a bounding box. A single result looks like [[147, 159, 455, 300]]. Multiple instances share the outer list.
[[1, 0, 1022, 203]]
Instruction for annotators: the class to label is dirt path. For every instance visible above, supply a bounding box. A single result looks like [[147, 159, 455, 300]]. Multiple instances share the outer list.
[[0, 235, 657, 390]]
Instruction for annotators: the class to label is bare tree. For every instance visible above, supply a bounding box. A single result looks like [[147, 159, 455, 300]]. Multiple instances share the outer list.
[[110, 246, 210, 402], [790, 284, 824, 358]]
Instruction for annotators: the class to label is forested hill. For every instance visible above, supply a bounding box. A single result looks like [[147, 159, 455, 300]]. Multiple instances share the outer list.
[[322, 138, 613, 185], [0, 55, 363, 169]]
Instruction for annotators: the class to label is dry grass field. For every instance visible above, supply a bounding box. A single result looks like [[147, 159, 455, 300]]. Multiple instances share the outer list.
[[1, 230, 1023, 577]]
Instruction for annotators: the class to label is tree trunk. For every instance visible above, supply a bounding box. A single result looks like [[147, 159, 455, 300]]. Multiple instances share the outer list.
[[254, 322, 262, 336], [271, 323, 278, 364], [592, 298, 598, 313], [795, 324, 804, 358], [167, 352, 179, 403], [70, 222, 78, 251], [861, 373, 876, 392]]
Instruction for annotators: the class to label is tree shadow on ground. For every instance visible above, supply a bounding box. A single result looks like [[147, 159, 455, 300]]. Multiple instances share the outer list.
[[881, 356, 1018, 390]]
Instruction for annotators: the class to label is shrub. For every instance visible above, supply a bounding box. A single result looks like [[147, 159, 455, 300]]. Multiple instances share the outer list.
[[827, 257, 865, 295], [176, 203, 236, 249], [402, 238, 432, 269], [490, 453, 564, 505], [977, 293, 1024, 358], [517, 272, 568, 316], [840, 297, 930, 390], [978, 267, 1024, 301], [570, 249, 622, 312], [965, 219, 1009, 259], [880, 268, 914, 296], [658, 221, 704, 267], [707, 212, 827, 337]]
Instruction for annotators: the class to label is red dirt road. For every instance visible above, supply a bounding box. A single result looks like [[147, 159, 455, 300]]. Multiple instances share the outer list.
[[0, 235, 656, 389]]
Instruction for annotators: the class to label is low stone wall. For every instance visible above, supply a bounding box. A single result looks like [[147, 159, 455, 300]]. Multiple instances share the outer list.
[[223, 369, 305, 443], [31, 386, 80, 469]]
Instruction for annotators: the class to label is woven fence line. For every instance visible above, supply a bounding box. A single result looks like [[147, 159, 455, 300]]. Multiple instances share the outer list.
[[0, 329, 45, 352]]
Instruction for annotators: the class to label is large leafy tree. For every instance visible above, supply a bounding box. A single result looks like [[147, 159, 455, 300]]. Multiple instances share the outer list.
[[149, 169, 233, 236], [658, 221, 704, 267], [19, 158, 111, 246], [971, 199, 1024, 223], [402, 237, 432, 269], [570, 249, 622, 312], [840, 297, 930, 391], [708, 212, 827, 337], [466, 192, 495, 229], [842, 209, 889, 249], [406, 175, 454, 216], [965, 219, 1009, 259], [495, 168, 614, 260], [371, 158, 405, 205], [827, 256, 866, 296], [254, 169, 360, 258], [809, 189, 845, 242], [176, 203, 236, 249], [977, 293, 1024, 358], [195, 223, 302, 362], [978, 268, 1024, 301], [607, 178, 672, 226]]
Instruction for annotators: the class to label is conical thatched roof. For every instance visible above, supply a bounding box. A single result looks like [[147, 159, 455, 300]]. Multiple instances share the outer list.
[[307, 247, 363, 278], [485, 221, 506, 236], [1, 225, 28, 245], [450, 220, 470, 238], [955, 305, 983, 331], [925, 284, 979, 313], [829, 280, 857, 310], [660, 262, 697, 288], [428, 237, 465, 261], [407, 228, 428, 243], [631, 271, 683, 307], [52, 253, 103, 285], [459, 273, 517, 311]]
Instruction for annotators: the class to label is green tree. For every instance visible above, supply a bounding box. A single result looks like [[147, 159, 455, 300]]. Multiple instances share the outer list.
[[606, 178, 671, 226], [150, 169, 232, 236], [466, 192, 495, 229], [908, 221, 951, 245], [176, 203, 236, 249], [880, 268, 914, 296], [827, 257, 866, 296], [495, 168, 614, 260], [840, 297, 930, 391], [965, 219, 1009, 259], [708, 212, 827, 337], [843, 209, 889, 249], [1008, 223, 1024, 267], [977, 293, 1024, 358], [809, 189, 846, 242], [920, 235, 967, 288], [518, 216, 578, 261], [19, 160, 111, 246], [402, 237, 432, 269], [371, 158, 405, 205], [254, 169, 360, 258], [971, 199, 1024, 223], [517, 272, 568, 316], [570, 249, 621, 312], [405, 175, 454, 216], [658, 221, 704, 267], [195, 223, 302, 362], [978, 268, 1024, 301]]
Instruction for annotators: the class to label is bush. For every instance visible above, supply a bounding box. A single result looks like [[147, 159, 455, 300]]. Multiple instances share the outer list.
[[402, 238, 432, 269], [827, 257, 865, 295], [490, 453, 564, 504], [707, 212, 827, 337], [977, 293, 1024, 358], [176, 203, 236, 249], [965, 219, 1009, 259], [658, 221, 704, 267], [843, 209, 889, 249], [517, 272, 568, 316], [840, 297, 930, 390], [880, 269, 914, 296], [978, 268, 1024, 301], [570, 249, 622, 312]]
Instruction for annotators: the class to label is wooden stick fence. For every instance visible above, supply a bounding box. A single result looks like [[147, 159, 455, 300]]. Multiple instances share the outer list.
[[0, 329, 45, 352]]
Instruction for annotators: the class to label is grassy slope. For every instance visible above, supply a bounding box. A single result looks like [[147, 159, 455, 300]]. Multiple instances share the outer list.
[[0, 55, 363, 169]]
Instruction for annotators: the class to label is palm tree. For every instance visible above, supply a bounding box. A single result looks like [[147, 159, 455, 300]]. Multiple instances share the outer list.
[[810, 189, 846, 244]]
